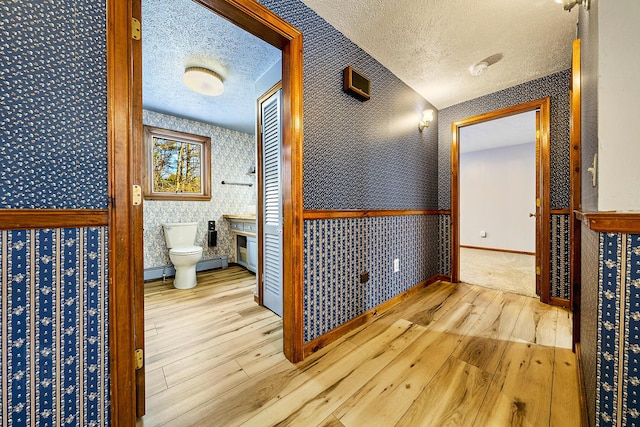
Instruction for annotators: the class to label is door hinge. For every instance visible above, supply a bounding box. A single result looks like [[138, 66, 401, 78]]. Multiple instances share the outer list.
[[536, 198, 541, 207], [536, 129, 540, 139], [132, 17, 141, 40], [133, 185, 142, 206], [135, 349, 144, 370], [536, 266, 541, 276]]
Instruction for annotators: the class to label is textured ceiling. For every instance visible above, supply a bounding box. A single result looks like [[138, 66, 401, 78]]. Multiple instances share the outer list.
[[143, 0, 577, 133], [300, 0, 578, 109], [142, 0, 281, 134], [459, 110, 536, 154]]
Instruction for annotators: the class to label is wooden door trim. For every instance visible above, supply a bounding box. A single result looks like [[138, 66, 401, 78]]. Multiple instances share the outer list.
[[450, 97, 552, 303], [107, 0, 137, 423], [256, 82, 283, 308], [131, 0, 145, 417], [114, 0, 304, 423], [570, 38, 582, 348]]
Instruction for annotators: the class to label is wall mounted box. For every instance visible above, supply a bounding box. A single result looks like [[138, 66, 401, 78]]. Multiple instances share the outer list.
[[343, 66, 371, 101]]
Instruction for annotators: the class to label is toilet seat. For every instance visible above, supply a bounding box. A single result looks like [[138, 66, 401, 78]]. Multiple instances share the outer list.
[[169, 246, 203, 256]]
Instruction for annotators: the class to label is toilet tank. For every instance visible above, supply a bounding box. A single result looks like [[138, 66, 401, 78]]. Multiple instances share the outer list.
[[163, 222, 198, 248]]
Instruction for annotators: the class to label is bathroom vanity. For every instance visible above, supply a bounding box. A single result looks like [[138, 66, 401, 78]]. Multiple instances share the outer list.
[[223, 214, 257, 273]]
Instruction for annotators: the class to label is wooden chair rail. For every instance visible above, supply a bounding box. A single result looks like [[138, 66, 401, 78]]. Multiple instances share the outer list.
[[0, 209, 109, 229]]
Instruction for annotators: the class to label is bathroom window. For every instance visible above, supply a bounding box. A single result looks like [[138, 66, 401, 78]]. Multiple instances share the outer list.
[[143, 126, 211, 201]]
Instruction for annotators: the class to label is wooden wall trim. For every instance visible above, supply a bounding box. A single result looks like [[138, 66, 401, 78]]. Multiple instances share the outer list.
[[576, 211, 640, 233], [570, 38, 582, 349], [575, 343, 590, 427], [303, 209, 448, 220], [549, 296, 570, 309], [460, 245, 535, 256], [0, 209, 108, 229], [303, 274, 442, 357]]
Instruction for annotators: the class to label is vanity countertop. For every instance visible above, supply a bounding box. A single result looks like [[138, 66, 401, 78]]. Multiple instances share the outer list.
[[223, 214, 256, 221]]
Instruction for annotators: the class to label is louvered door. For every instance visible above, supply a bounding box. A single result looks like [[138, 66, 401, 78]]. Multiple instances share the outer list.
[[261, 89, 283, 317]]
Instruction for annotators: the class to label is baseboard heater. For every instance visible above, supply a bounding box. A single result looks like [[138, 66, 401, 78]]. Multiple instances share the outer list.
[[144, 256, 229, 281]]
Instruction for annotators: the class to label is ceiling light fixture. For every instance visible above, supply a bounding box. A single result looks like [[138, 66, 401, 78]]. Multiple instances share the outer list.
[[559, 0, 589, 11], [183, 67, 224, 96], [419, 109, 434, 132], [469, 61, 489, 76]]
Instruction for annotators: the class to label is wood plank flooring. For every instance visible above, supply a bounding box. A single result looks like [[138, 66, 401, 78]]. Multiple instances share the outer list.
[[137, 266, 581, 427]]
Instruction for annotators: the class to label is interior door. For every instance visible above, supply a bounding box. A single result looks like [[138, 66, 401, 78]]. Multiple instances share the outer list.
[[261, 89, 283, 317]]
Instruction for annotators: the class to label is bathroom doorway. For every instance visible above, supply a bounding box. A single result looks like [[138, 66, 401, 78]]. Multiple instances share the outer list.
[[126, 0, 304, 420]]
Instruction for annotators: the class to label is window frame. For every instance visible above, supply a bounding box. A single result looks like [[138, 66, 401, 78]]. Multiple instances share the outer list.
[[142, 125, 212, 201]]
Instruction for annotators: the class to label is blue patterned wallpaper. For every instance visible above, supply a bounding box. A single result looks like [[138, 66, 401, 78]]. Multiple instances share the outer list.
[[303, 215, 438, 342], [581, 223, 599, 423], [258, 0, 438, 210], [0, 1, 108, 209], [0, 228, 110, 426], [597, 232, 621, 425], [438, 214, 451, 277], [142, 111, 257, 268], [551, 214, 571, 299], [585, 232, 640, 426], [438, 70, 571, 211], [623, 234, 640, 425]]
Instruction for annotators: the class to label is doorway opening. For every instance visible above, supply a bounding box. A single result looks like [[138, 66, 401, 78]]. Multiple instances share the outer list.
[[450, 97, 551, 303], [458, 111, 538, 297], [108, 0, 305, 422]]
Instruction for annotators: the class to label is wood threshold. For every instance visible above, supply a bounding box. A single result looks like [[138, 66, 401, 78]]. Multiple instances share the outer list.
[[549, 296, 570, 309], [303, 274, 442, 357], [576, 211, 640, 233], [575, 343, 590, 427], [303, 209, 447, 219], [0, 209, 108, 229], [460, 245, 535, 256]]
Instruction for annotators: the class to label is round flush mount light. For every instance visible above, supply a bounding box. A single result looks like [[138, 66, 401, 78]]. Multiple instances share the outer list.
[[183, 67, 224, 96], [469, 61, 489, 76]]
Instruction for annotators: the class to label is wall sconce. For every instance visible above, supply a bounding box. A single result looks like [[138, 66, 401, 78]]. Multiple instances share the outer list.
[[183, 67, 224, 96], [418, 109, 434, 132], [556, 0, 589, 12]]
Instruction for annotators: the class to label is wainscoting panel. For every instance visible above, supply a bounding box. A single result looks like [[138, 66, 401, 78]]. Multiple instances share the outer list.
[[303, 215, 438, 342], [0, 228, 109, 427], [623, 234, 640, 425], [551, 214, 571, 300], [438, 214, 451, 277], [596, 232, 622, 425]]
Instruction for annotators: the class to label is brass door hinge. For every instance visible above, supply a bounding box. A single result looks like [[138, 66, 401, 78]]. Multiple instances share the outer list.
[[536, 198, 541, 207], [536, 266, 541, 276], [135, 349, 144, 370], [133, 185, 142, 206], [132, 17, 141, 40]]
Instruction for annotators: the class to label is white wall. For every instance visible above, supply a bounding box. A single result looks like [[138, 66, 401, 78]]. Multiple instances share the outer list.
[[460, 142, 536, 253], [598, 0, 640, 211]]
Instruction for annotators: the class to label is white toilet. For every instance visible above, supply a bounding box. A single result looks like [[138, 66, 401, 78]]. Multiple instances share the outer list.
[[162, 222, 203, 289]]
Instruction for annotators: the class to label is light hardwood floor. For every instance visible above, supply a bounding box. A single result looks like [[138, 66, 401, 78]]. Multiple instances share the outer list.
[[138, 266, 580, 427]]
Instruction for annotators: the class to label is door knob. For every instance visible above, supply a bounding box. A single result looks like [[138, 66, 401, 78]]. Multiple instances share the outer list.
[[529, 213, 537, 217]]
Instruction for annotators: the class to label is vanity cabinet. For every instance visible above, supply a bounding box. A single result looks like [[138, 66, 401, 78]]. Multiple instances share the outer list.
[[223, 214, 257, 273]]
